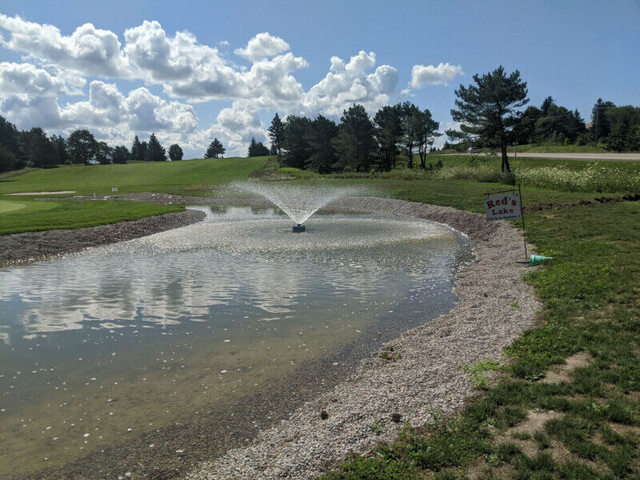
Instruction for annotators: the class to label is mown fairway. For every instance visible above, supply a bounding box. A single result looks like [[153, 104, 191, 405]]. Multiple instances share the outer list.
[[0, 157, 268, 234], [0, 156, 268, 196]]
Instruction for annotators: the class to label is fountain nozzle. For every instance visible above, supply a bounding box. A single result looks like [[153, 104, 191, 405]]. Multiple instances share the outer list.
[[292, 224, 306, 233]]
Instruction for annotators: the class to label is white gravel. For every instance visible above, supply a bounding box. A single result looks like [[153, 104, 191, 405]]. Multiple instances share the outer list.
[[186, 197, 541, 480]]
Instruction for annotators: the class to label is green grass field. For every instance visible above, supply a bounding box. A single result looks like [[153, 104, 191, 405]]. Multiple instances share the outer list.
[[0, 156, 269, 196], [0, 157, 268, 235], [1, 155, 639, 478]]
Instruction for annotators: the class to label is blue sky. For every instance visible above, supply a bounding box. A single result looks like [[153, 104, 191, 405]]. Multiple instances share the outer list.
[[0, 0, 638, 157]]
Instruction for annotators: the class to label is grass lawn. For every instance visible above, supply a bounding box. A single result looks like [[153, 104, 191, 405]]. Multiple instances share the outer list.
[[0, 156, 268, 196], [0, 197, 182, 235], [0, 157, 268, 235], [318, 181, 640, 479]]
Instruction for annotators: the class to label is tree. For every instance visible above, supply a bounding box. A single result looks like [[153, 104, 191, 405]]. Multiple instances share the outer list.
[[131, 135, 143, 161], [248, 137, 270, 157], [412, 108, 440, 169], [139, 141, 148, 161], [606, 105, 640, 152], [305, 115, 338, 173], [112, 145, 130, 164], [451, 66, 529, 172], [282, 115, 311, 168], [268, 112, 285, 157], [21, 128, 58, 168], [95, 141, 113, 165], [146, 133, 166, 161], [50, 134, 68, 165], [400, 102, 421, 168], [591, 98, 616, 143], [67, 129, 98, 165], [374, 105, 403, 171], [334, 104, 376, 172], [168, 144, 183, 161], [205, 138, 225, 158]]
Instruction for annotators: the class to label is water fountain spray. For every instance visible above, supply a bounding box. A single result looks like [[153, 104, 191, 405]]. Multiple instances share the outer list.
[[232, 182, 365, 232]]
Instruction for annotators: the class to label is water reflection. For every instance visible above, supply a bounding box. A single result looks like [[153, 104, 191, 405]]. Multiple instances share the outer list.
[[0, 209, 472, 477]]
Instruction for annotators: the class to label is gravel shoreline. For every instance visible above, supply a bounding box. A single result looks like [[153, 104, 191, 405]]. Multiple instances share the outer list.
[[0, 209, 205, 268], [186, 196, 540, 480], [1, 194, 540, 479]]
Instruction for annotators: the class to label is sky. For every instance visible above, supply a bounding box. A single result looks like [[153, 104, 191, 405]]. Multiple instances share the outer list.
[[0, 0, 638, 158]]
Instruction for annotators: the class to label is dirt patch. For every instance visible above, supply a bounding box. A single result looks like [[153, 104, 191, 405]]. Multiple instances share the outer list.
[[540, 351, 594, 384]]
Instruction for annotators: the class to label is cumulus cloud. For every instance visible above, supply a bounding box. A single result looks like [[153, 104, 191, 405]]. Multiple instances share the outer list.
[[234, 32, 290, 62], [0, 94, 62, 129], [0, 14, 130, 78], [0, 62, 85, 96], [410, 62, 463, 88], [302, 51, 398, 117], [198, 105, 267, 157]]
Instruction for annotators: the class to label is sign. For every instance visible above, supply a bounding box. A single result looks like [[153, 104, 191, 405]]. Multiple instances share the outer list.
[[484, 191, 522, 220], [112, 187, 118, 192]]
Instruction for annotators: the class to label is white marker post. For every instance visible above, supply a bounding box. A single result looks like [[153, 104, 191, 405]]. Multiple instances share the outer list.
[[483, 186, 528, 260]]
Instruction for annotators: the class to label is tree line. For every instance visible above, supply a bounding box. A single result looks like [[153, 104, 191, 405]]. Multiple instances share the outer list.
[[266, 104, 441, 173], [2, 65, 639, 174], [0, 122, 188, 173]]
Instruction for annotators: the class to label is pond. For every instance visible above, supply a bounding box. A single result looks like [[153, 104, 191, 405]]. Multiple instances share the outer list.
[[0, 206, 473, 478]]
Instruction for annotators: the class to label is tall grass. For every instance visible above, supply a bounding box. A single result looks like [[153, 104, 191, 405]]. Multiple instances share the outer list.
[[433, 164, 640, 193]]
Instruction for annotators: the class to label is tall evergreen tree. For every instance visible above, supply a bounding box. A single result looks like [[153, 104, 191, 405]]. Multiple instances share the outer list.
[[21, 128, 58, 168], [282, 116, 311, 168], [305, 115, 338, 173], [268, 112, 285, 156], [374, 105, 403, 171], [400, 102, 421, 168], [95, 141, 113, 165], [450, 65, 529, 172], [205, 138, 225, 158], [334, 104, 375, 172], [146, 133, 166, 161], [50, 135, 68, 165], [139, 141, 148, 161], [247, 137, 270, 157], [412, 108, 440, 169], [591, 98, 616, 143], [168, 144, 183, 161], [131, 135, 142, 161]]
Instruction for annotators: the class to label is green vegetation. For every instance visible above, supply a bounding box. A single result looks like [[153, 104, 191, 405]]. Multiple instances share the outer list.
[[0, 156, 268, 196], [0, 197, 181, 235], [0, 156, 267, 235], [318, 168, 640, 478]]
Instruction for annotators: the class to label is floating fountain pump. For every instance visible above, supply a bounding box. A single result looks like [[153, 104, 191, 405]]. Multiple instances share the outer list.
[[292, 224, 306, 233]]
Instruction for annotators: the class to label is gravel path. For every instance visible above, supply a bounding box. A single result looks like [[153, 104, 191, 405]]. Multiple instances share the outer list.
[[186, 197, 541, 480]]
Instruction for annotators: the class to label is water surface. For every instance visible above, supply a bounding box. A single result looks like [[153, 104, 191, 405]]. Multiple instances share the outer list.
[[0, 207, 472, 478]]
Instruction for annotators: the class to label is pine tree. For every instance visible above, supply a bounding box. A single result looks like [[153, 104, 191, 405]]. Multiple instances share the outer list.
[[450, 66, 529, 172], [146, 133, 166, 162], [205, 138, 225, 158], [131, 135, 142, 161], [268, 113, 285, 156]]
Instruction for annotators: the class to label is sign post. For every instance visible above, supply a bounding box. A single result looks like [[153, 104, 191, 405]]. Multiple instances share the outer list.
[[483, 187, 528, 260]]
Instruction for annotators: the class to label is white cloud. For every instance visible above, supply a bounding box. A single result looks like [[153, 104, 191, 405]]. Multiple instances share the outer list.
[[0, 14, 130, 78], [410, 62, 463, 88], [0, 94, 62, 129], [302, 51, 398, 117], [0, 62, 85, 96], [198, 105, 267, 157], [234, 32, 290, 62]]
